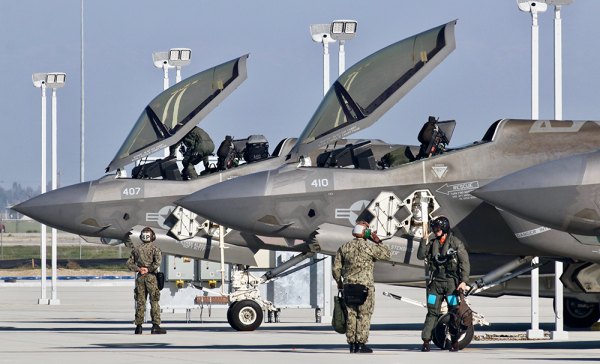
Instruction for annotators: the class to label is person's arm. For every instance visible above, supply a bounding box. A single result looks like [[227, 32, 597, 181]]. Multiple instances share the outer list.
[[417, 237, 429, 260], [126, 251, 139, 272], [456, 239, 471, 291], [368, 233, 391, 261], [332, 248, 344, 289], [148, 246, 161, 273]]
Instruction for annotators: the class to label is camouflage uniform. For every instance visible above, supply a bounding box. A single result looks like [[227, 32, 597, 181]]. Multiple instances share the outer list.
[[332, 238, 391, 344], [180, 126, 215, 179], [127, 242, 162, 325], [417, 232, 470, 341]]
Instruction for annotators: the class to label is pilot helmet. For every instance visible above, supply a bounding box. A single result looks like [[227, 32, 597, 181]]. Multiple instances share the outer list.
[[140, 227, 156, 243], [430, 216, 450, 235]]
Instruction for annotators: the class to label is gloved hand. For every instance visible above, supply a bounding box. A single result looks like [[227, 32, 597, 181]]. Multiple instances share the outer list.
[[370, 232, 382, 244]]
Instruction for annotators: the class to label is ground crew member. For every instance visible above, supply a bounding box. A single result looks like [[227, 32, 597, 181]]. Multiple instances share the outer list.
[[417, 216, 469, 352], [126, 227, 167, 335], [171, 125, 215, 179], [333, 221, 391, 353]]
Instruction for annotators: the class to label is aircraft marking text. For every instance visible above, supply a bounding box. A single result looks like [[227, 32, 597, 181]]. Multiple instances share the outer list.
[[309, 178, 330, 188], [435, 181, 479, 200], [515, 226, 551, 239]]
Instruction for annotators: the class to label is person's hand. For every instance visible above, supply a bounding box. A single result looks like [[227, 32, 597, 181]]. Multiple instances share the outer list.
[[457, 282, 468, 292], [139, 267, 149, 275], [371, 232, 382, 244]]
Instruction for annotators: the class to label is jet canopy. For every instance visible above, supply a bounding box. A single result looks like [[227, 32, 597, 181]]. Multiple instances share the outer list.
[[288, 21, 456, 161], [107, 55, 249, 172]]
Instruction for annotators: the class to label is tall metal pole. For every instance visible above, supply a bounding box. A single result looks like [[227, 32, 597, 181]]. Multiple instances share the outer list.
[[80, 0, 85, 260], [176, 66, 182, 83], [80, 0, 85, 183], [527, 8, 543, 339], [338, 40, 346, 75], [322, 41, 330, 96], [49, 88, 60, 305], [38, 84, 48, 305], [551, 4, 568, 340]]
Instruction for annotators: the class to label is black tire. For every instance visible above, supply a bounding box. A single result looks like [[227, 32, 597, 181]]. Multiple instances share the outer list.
[[563, 298, 600, 328], [226, 301, 239, 325], [433, 313, 474, 350], [228, 299, 263, 331]]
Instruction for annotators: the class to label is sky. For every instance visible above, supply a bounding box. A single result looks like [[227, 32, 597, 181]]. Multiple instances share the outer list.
[[1, 0, 600, 190]]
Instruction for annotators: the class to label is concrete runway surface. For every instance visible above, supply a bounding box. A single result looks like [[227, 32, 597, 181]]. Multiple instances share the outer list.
[[0, 282, 598, 364]]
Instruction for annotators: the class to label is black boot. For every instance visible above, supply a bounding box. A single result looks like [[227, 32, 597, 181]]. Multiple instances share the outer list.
[[421, 340, 430, 352], [151, 324, 166, 334], [348, 343, 356, 353], [357, 343, 373, 353], [134, 325, 142, 335], [449, 341, 459, 352]]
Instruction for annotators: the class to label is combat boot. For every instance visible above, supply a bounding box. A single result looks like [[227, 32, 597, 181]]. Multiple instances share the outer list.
[[348, 343, 357, 353], [356, 343, 373, 353], [151, 324, 167, 334], [421, 340, 431, 352], [450, 341, 459, 352], [134, 325, 142, 335]]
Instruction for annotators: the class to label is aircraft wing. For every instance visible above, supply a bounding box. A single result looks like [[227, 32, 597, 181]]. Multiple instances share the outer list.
[[106, 55, 249, 172], [287, 21, 456, 161]]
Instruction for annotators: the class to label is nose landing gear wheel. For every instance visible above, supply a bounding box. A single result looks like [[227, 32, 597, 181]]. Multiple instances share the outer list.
[[227, 300, 264, 331], [432, 313, 474, 350]]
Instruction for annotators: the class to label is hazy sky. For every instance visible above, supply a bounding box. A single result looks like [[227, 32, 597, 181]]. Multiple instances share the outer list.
[[1, 1, 599, 190]]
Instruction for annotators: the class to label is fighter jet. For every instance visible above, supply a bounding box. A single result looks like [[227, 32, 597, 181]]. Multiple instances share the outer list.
[[177, 20, 600, 329], [473, 149, 600, 236]]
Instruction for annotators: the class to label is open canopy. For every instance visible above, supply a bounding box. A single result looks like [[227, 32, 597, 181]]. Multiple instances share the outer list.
[[107, 55, 248, 172], [288, 21, 456, 161]]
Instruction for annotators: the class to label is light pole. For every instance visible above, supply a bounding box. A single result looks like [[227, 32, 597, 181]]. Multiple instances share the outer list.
[[330, 20, 358, 76], [32, 72, 65, 305], [517, 0, 547, 339], [546, 0, 573, 340], [310, 24, 337, 96]]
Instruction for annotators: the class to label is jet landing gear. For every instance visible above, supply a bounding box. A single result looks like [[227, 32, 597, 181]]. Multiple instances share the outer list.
[[226, 252, 321, 331], [562, 298, 600, 328]]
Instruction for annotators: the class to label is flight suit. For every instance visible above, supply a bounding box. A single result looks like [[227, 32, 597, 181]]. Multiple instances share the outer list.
[[417, 232, 470, 342], [180, 126, 215, 179], [127, 242, 162, 325], [332, 238, 391, 345]]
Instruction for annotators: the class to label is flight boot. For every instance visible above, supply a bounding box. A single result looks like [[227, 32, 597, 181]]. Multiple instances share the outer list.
[[134, 325, 142, 335], [421, 340, 431, 352], [356, 343, 373, 353], [151, 324, 167, 334], [450, 341, 459, 352]]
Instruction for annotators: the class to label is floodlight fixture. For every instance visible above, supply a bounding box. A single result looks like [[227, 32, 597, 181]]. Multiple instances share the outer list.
[[310, 23, 336, 45], [168, 48, 192, 67], [330, 20, 358, 41], [517, 0, 549, 13], [32, 72, 67, 89]]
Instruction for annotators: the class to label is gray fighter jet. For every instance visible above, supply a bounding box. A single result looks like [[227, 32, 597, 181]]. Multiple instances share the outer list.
[[177, 20, 600, 329], [473, 149, 600, 236]]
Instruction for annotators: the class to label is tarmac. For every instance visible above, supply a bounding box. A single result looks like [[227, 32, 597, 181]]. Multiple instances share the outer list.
[[0, 282, 599, 364]]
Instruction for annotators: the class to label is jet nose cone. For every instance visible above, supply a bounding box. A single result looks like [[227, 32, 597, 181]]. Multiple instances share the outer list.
[[473, 152, 600, 235], [177, 171, 272, 234], [13, 182, 92, 233]]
